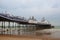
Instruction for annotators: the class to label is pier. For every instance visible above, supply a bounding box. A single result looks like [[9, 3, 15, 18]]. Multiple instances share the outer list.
[[0, 13, 52, 35]]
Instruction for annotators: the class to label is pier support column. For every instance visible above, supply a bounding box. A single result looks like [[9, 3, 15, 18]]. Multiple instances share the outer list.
[[11, 22, 15, 34], [18, 23, 20, 35], [13, 22, 14, 28], [6, 22, 9, 34], [4, 21, 5, 34], [8, 21, 11, 35], [12, 22, 15, 35], [15, 23, 16, 30], [1, 21, 3, 34], [15, 23, 17, 34], [23, 24, 25, 35]]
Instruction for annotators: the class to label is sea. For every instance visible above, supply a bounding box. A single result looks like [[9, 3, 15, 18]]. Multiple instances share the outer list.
[[41, 26, 60, 38]]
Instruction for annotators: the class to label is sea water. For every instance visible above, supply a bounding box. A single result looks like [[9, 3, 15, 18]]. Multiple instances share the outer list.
[[41, 26, 60, 38], [50, 26, 60, 38]]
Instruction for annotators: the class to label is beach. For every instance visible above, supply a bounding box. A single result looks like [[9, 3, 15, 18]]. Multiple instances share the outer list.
[[0, 29, 60, 40], [0, 34, 60, 40]]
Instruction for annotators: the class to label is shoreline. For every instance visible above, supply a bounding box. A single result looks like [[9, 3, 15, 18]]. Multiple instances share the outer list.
[[0, 34, 60, 40], [0, 29, 60, 40]]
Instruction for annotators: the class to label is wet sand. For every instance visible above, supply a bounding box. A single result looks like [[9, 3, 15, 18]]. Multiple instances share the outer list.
[[0, 34, 60, 40], [0, 29, 60, 40]]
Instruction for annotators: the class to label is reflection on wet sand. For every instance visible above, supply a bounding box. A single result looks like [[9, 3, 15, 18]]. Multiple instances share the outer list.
[[0, 28, 60, 38], [0, 29, 60, 40], [1, 29, 60, 40]]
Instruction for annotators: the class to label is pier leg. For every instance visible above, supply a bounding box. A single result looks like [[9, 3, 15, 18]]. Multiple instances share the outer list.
[[4, 21, 5, 34], [15, 23, 17, 31], [15, 22, 16, 35], [23, 24, 25, 35], [18, 23, 20, 35], [15, 22, 16, 30], [1, 21, 3, 34], [20, 24, 22, 35], [13, 22, 14, 28], [12, 22, 16, 35], [7, 22, 9, 34], [8, 21, 11, 35]]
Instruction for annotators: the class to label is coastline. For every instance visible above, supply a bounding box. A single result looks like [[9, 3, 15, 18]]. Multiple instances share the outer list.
[[0, 34, 60, 40], [0, 29, 60, 40]]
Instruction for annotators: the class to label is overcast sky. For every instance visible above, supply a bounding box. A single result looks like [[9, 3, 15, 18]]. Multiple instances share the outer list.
[[0, 0, 60, 26]]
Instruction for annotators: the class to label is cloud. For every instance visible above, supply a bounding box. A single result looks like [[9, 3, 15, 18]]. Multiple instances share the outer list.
[[0, 0, 60, 26], [0, 0, 60, 9], [0, 0, 60, 14]]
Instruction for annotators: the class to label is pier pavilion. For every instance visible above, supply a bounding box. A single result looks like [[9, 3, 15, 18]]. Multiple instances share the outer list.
[[0, 13, 52, 35]]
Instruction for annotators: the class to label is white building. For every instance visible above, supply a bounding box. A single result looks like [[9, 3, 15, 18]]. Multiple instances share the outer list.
[[40, 17, 49, 24], [28, 16, 38, 23], [28, 17, 49, 24]]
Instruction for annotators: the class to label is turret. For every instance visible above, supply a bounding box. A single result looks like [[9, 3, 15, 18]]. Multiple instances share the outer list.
[[40, 17, 49, 24], [28, 16, 37, 23]]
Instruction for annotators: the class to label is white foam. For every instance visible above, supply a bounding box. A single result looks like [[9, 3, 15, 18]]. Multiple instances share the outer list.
[[36, 29, 60, 33]]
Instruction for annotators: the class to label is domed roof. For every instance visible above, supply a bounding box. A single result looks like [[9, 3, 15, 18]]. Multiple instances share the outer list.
[[41, 17, 49, 24], [28, 16, 37, 21]]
